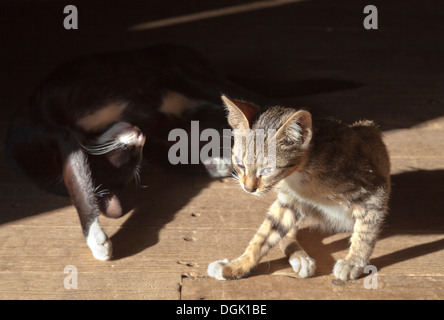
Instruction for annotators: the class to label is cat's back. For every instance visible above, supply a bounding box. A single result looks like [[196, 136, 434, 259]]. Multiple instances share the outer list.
[[312, 117, 381, 143], [307, 117, 390, 189], [310, 117, 386, 157]]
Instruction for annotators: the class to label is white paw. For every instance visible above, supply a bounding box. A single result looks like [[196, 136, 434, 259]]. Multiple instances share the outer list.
[[203, 157, 232, 178], [333, 259, 365, 280], [86, 219, 112, 261], [289, 255, 316, 278], [207, 259, 229, 280]]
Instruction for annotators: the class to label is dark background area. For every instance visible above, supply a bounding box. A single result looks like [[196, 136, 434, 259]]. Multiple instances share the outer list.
[[1, 0, 444, 231], [1, 0, 444, 234], [1, 0, 443, 128]]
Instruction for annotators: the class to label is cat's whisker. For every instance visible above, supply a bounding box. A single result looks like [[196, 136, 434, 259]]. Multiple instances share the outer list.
[[134, 164, 149, 188], [231, 172, 241, 185], [93, 184, 103, 193], [96, 188, 110, 198], [93, 183, 110, 197], [134, 170, 140, 186], [81, 140, 122, 155]]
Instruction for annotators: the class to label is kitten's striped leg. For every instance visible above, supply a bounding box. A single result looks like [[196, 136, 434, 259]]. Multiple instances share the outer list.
[[334, 201, 387, 280], [208, 200, 296, 280], [279, 226, 316, 278]]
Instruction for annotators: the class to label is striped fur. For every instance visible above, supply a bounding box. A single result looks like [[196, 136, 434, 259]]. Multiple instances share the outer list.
[[208, 97, 390, 281]]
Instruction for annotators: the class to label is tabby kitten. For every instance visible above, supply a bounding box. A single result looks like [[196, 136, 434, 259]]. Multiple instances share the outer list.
[[208, 96, 390, 281]]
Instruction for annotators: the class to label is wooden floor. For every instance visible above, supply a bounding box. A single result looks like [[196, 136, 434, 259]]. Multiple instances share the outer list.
[[1, 0, 444, 300]]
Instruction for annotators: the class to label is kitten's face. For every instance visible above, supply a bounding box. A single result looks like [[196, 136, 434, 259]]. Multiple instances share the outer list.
[[231, 129, 302, 196], [222, 95, 312, 196]]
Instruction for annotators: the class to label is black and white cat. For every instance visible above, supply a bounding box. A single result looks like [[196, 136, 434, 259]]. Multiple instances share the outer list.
[[5, 44, 259, 260]]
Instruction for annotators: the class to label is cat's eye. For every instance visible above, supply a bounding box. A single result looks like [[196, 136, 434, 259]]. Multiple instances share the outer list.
[[234, 157, 245, 170], [258, 167, 274, 176]]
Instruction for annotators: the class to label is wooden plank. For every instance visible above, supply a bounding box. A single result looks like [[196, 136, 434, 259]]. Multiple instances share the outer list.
[[181, 274, 444, 300], [181, 230, 444, 300], [0, 271, 180, 300], [384, 129, 444, 158]]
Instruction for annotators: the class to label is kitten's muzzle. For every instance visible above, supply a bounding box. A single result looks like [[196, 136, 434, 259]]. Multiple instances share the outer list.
[[244, 186, 257, 193]]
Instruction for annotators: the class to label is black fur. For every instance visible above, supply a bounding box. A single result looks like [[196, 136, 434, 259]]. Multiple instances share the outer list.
[[5, 44, 262, 242]]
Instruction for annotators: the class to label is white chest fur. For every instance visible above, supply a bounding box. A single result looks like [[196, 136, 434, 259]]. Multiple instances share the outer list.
[[279, 172, 355, 232]]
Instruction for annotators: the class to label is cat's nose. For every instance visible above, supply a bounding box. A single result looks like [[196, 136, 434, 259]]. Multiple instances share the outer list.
[[244, 186, 257, 193], [134, 127, 146, 147]]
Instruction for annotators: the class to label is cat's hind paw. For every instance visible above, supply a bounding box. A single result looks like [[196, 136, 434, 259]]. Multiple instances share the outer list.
[[86, 219, 112, 261], [333, 259, 365, 280], [289, 255, 316, 278], [207, 259, 230, 280]]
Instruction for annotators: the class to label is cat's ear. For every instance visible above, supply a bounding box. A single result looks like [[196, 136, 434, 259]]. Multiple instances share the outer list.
[[221, 95, 260, 130], [275, 110, 312, 149]]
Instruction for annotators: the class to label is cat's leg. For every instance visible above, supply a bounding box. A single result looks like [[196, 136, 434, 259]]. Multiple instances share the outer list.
[[60, 137, 112, 261], [279, 226, 316, 278], [333, 199, 387, 280], [208, 200, 296, 280]]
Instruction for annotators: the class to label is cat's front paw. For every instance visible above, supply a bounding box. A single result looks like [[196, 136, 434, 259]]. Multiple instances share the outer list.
[[203, 157, 232, 178], [207, 259, 247, 280], [86, 220, 112, 261], [207, 259, 230, 280], [289, 254, 316, 278], [333, 259, 365, 280]]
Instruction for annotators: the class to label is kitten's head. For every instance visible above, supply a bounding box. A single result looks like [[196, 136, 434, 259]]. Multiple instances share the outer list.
[[222, 95, 312, 196]]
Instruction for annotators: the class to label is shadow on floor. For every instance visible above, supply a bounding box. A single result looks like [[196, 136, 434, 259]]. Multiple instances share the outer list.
[[109, 165, 206, 260]]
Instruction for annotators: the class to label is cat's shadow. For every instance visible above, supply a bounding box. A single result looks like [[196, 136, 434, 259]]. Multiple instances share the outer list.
[[109, 163, 207, 260], [250, 169, 444, 278]]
